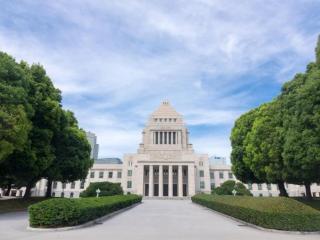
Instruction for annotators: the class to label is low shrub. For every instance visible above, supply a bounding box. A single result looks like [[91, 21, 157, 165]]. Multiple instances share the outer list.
[[29, 194, 142, 228], [211, 180, 252, 196], [192, 194, 320, 231], [80, 181, 123, 197]]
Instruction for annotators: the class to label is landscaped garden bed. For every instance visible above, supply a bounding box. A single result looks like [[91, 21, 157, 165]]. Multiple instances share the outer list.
[[29, 194, 142, 228], [192, 194, 320, 232]]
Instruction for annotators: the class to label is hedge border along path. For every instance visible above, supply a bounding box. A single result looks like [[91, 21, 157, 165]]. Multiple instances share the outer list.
[[28, 195, 142, 229], [191, 194, 320, 232]]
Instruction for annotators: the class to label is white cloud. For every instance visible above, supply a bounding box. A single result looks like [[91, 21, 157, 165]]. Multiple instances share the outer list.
[[0, 0, 319, 159]]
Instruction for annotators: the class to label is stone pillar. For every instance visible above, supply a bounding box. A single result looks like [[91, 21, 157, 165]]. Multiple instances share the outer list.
[[168, 165, 173, 197], [149, 165, 153, 197], [159, 165, 163, 197], [136, 164, 144, 195], [188, 165, 195, 196], [178, 165, 183, 197]]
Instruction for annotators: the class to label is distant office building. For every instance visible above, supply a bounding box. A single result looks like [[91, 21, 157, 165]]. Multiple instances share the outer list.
[[86, 131, 99, 160], [209, 155, 227, 165]]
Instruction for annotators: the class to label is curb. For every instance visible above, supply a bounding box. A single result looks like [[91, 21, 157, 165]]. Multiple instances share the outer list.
[[192, 202, 320, 235], [27, 202, 141, 232], [143, 197, 191, 200]]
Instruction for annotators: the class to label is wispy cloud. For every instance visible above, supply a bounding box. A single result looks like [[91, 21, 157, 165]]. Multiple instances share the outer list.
[[0, 0, 319, 160]]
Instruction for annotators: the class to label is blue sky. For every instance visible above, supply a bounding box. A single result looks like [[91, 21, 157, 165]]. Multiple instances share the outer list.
[[1, 1, 320, 160]]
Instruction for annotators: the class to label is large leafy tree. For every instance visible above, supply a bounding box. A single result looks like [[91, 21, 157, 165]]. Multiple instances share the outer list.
[[0, 53, 31, 163], [244, 102, 288, 196], [45, 110, 93, 197], [8, 63, 62, 198], [230, 108, 261, 184], [280, 43, 320, 198]]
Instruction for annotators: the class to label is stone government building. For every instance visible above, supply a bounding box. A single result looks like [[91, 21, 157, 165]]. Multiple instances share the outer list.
[[2, 102, 320, 198]]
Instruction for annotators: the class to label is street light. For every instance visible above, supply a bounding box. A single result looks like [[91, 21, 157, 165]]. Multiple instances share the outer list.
[[232, 189, 237, 196], [96, 188, 101, 198]]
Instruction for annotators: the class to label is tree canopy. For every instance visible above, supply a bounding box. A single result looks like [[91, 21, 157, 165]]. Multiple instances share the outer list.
[[230, 36, 320, 198], [0, 52, 92, 198]]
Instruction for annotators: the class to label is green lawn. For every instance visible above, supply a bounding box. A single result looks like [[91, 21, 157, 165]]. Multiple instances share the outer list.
[[192, 194, 320, 231], [0, 197, 48, 214], [296, 198, 320, 211]]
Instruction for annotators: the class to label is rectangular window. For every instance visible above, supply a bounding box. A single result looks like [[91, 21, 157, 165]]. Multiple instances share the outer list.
[[71, 182, 75, 189], [117, 171, 122, 178], [127, 181, 132, 188], [90, 171, 95, 178], [210, 183, 215, 190], [210, 172, 214, 179], [219, 172, 224, 179], [199, 170, 204, 177], [128, 170, 132, 177], [173, 132, 176, 144], [155, 131, 158, 144], [80, 180, 85, 189], [164, 132, 167, 144], [169, 132, 171, 144], [200, 181, 205, 189], [99, 171, 104, 178], [160, 131, 163, 144], [53, 181, 57, 189], [258, 184, 262, 190], [228, 172, 233, 179], [108, 172, 113, 178], [62, 183, 66, 189], [267, 184, 272, 190]]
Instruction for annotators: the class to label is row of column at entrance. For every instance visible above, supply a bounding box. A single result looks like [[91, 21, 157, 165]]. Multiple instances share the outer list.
[[143, 165, 188, 197]]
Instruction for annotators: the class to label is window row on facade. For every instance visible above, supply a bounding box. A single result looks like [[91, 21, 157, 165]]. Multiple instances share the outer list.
[[152, 131, 180, 144], [154, 118, 177, 123], [90, 170, 122, 179]]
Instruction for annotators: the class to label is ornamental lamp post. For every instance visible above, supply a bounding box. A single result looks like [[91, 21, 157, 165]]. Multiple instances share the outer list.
[[96, 188, 101, 198], [232, 189, 237, 196]]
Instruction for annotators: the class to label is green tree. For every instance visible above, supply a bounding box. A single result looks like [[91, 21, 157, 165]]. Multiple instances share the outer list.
[[80, 182, 123, 197], [230, 108, 261, 184], [0, 53, 31, 163], [212, 180, 252, 196], [244, 102, 288, 196], [45, 110, 93, 197], [280, 55, 320, 198], [10, 63, 62, 199]]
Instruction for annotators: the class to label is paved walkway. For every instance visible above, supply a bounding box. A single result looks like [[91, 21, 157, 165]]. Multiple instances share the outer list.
[[0, 199, 319, 240]]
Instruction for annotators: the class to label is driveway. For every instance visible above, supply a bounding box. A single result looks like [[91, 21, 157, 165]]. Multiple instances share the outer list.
[[0, 199, 319, 240]]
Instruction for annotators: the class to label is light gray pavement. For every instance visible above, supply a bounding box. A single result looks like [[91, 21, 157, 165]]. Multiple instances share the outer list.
[[0, 199, 319, 240]]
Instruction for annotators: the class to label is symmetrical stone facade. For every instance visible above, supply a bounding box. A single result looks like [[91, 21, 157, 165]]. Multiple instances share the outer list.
[[121, 101, 211, 197], [2, 101, 320, 198]]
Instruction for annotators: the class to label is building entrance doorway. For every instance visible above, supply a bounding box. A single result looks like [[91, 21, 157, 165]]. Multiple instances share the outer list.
[[154, 184, 159, 196], [163, 184, 168, 196], [173, 184, 178, 196], [183, 184, 187, 196], [144, 184, 149, 196]]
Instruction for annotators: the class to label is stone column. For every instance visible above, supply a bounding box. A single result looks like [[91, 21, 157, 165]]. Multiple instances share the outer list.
[[168, 165, 173, 197], [149, 165, 153, 197], [178, 165, 183, 197], [188, 165, 195, 196], [159, 165, 163, 197]]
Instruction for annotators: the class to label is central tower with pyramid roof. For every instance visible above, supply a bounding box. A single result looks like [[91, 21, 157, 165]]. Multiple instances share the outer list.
[[121, 101, 210, 198]]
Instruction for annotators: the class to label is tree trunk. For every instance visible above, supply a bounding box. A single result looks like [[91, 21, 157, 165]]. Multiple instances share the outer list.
[[4, 183, 12, 196], [46, 178, 52, 198], [304, 182, 312, 199], [277, 181, 288, 197], [23, 182, 33, 199]]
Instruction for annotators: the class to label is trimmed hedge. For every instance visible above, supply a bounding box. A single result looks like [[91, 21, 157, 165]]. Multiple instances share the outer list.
[[192, 194, 320, 231], [80, 181, 123, 197], [29, 194, 142, 228]]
